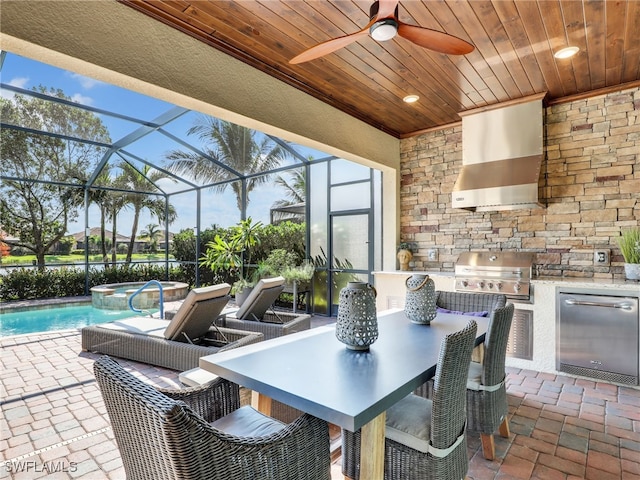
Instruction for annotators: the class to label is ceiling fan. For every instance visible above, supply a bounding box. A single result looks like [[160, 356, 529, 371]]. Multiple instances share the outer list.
[[289, 0, 474, 64]]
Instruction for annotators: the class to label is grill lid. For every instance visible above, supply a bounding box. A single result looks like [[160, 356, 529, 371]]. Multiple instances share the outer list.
[[456, 251, 536, 270], [455, 251, 536, 301]]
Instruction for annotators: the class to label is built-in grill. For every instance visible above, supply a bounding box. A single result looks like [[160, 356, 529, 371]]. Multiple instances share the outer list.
[[454, 251, 536, 303]]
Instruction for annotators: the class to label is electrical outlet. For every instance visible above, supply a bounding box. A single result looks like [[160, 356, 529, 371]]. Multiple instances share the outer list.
[[593, 249, 610, 265], [427, 249, 438, 262]]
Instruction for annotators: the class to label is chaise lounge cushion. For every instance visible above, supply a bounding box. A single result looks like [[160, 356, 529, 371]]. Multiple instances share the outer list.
[[227, 276, 286, 321], [164, 283, 231, 340]]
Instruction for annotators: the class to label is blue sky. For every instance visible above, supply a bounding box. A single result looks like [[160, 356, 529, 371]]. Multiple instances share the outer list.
[[1, 52, 323, 236]]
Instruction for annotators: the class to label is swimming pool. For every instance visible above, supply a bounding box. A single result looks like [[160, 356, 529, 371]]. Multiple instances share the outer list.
[[0, 304, 154, 337]]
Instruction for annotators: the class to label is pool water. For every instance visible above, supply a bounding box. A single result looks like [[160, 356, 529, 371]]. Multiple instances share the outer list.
[[0, 305, 156, 337]]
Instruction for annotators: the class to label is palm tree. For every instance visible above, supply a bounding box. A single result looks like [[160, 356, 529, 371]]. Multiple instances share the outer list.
[[67, 166, 114, 265], [115, 162, 177, 263], [141, 223, 161, 252], [88, 167, 113, 264], [271, 168, 306, 223], [166, 116, 291, 211], [106, 178, 130, 265]]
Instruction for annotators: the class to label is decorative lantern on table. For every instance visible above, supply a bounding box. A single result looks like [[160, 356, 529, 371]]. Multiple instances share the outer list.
[[405, 274, 437, 324], [336, 282, 378, 350]]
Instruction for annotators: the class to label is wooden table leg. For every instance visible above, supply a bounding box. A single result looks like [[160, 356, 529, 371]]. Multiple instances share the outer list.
[[251, 391, 272, 415], [360, 412, 385, 480]]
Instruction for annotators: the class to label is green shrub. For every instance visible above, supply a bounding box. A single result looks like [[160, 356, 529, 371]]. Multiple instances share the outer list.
[[0, 264, 195, 301], [0, 268, 85, 301]]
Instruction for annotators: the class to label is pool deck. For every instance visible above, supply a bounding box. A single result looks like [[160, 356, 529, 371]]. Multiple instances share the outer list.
[[1, 319, 640, 478]]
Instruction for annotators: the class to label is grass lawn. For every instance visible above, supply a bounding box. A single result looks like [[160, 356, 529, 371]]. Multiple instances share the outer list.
[[1, 253, 174, 266]]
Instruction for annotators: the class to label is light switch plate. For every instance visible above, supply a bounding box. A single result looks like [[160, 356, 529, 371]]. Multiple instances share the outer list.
[[593, 249, 610, 265], [427, 249, 438, 262]]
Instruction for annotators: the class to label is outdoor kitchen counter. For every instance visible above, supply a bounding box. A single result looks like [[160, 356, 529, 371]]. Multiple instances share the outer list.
[[532, 276, 639, 289], [372, 271, 454, 312], [374, 271, 639, 376]]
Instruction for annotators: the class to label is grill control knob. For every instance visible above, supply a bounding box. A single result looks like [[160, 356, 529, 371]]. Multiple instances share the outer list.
[[495, 282, 503, 290], [461, 280, 468, 288], [488, 282, 494, 289], [513, 282, 521, 293], [478, 281, 485, 289]]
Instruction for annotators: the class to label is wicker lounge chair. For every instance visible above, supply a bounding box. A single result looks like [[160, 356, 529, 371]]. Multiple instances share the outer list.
[[225, 276, 286, 319], [467, 303, 515, 460], [94, 356, 331, 480], [217, 276, 311, 340], [341, 320, 478, 480], [82, 284, 263, 371]]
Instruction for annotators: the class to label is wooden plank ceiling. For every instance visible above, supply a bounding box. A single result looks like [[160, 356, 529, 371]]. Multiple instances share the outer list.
[[122, 0, 640, 138]]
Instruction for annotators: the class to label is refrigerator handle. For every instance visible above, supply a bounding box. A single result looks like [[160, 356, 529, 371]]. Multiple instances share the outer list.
[[564, 299, 634, 311]]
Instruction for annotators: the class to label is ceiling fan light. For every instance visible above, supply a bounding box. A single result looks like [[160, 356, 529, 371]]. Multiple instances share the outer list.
[[370, 19, 398, 42], [554, 46, 579, 59]]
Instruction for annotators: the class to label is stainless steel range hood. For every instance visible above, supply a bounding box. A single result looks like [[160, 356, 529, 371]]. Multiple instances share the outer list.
[[453, 94, 546, 212]]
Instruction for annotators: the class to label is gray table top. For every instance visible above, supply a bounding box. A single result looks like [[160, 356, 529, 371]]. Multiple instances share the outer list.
[[200, 309, 488, 431]]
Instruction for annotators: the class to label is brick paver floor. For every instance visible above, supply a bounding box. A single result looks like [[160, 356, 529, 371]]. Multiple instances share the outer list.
[[1, 330, 639, 479]]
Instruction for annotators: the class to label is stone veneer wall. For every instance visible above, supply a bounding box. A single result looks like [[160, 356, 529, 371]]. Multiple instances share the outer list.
[[399, 87, 639, 279]]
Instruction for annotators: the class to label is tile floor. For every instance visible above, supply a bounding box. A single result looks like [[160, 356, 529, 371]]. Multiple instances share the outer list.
[[1, 329, 639, 479]]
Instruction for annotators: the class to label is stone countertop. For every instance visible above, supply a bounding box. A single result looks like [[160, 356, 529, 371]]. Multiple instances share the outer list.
[[531, 276, 640, 291], [373, 271, 455, 277], [374, 271, 639, 290]]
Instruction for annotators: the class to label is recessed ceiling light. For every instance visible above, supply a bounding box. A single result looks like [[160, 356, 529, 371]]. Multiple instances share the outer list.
[[403, 94, 420, 104], [554, 46, 579, 59]]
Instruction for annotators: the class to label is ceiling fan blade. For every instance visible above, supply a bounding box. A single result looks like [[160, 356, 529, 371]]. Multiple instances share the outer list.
[[376, 0, 400, 20], [290, 19, 375, 64], [398, 23, 474, 55]]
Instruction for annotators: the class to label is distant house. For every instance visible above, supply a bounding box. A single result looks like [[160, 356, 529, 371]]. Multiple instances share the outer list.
[[70, 228, 174, 253], [71, 228, 131, 252]]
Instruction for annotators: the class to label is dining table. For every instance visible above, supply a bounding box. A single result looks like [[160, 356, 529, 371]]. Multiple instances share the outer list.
[[199, 308, 488, 480]]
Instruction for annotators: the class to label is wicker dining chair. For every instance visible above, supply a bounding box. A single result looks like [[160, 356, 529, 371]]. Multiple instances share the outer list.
[[467, 303, 515, 460], [341, 320, 478, 480], [413, 290, 506, 398], [435, 291, 507, 315], [94, 356, 331, 480]]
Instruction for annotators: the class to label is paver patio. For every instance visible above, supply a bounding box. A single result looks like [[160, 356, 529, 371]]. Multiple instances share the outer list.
[[1, 329, 639, 479]]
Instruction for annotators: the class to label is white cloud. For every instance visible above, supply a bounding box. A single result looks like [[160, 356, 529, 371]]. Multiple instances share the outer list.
[[8, 77, 29, 88], [71, 93, 94, 106], [68, 72, 105, 90], [1, 76, 29, 100]]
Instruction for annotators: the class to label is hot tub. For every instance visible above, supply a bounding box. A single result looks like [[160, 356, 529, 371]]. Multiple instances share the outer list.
[[91, 281, 189, 311]]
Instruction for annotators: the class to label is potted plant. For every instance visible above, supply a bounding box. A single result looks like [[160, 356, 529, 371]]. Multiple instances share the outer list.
[[617, 227, 640, 280], [257, 249, 315, 310], [397, 242, 414, 271], [200, 217, 262, 304]]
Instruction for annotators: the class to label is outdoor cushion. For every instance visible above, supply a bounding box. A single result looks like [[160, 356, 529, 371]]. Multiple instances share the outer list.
[[385, 393, 433, 454], [98, 318, 169, 337], [437, 307, 488, 317], [211, 406, 286, 437], [164, 283, 231, 340], [179, 367, 219, 387], [466, 361, 483, 389], [230, 276, 286, 321]]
